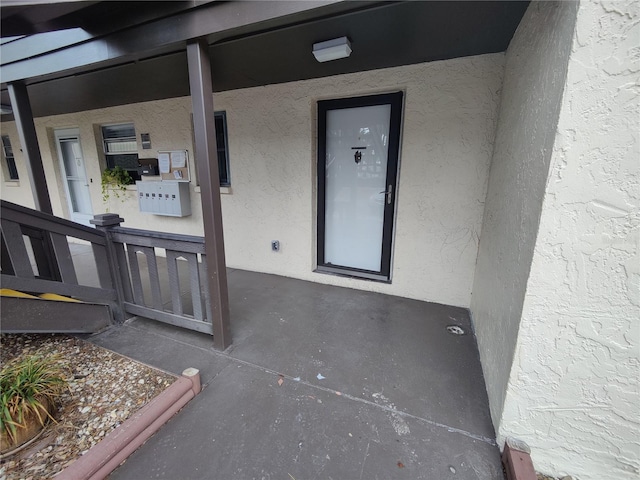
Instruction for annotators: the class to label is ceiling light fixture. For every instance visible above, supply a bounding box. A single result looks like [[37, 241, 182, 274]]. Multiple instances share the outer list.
[[0, 104, 12, 115], [312, 36, 352, 63]]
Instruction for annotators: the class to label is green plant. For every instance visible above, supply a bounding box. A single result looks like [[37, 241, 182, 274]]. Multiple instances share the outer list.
[[0, 355, 67, 444], [101, 166, 133, 203]]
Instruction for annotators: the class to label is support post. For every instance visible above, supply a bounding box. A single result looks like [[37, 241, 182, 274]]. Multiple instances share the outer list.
[[186, 38, 231, 350], [91, 213, 127, 323], [7, 81, 53, 215]]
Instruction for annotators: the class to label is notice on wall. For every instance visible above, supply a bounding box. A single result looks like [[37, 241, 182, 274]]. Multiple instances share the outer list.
[[170, 150, 186, 168], [158, 153, 171, 174], [158, 150, 190, 181]]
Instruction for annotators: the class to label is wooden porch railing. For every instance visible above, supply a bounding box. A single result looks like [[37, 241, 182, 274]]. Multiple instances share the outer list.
[[93, 214, 214, 334], [1, 201, 218, 339], [0, 200, 120, 318]]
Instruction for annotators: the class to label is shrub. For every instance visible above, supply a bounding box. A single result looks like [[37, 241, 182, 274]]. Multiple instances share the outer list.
[[0, 355, 67, 444]]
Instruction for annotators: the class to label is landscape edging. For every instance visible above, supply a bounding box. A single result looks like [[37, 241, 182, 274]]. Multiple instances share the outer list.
[[56, 368, 201, 480]]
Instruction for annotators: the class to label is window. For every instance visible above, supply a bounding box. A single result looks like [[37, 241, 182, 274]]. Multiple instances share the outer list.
[[215, 112, 230, 186], [101, 123, 140, 181], [1, 135, 18, 181]]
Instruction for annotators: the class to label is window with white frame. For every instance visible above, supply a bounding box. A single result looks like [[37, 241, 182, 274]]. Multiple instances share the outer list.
[[101, 123, 140, 181], [1, 135, 18, 181]]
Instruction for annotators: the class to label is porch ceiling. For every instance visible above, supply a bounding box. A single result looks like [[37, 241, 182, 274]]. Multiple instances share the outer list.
[[0, 1, 529, 120]]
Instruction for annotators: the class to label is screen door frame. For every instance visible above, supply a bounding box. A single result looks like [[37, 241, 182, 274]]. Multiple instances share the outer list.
[[54, 127, 94, 227], [316, 91, 404, 282]]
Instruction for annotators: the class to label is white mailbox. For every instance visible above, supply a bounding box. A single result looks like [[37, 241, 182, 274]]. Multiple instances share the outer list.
[[136, 181, 191, 217]]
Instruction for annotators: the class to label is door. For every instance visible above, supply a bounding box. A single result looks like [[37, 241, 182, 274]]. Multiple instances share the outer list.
[[317, 92, 403, 281], [55, 128, 94, 227]]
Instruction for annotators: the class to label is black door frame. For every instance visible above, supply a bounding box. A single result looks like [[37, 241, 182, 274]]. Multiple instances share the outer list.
[[316, 91, 404, 282]]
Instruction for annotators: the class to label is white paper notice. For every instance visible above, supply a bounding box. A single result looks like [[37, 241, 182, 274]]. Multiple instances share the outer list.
[[171, 150, 186, 168], [158, 153, 171, 173]]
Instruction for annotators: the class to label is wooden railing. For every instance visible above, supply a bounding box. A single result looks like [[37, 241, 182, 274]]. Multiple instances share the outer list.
[[1, 201, 215, 336], [0, 200, 120, 318], [96, 216, 214, 334]]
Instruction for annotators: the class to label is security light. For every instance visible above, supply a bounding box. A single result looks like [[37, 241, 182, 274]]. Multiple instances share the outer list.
[[312, 36, 352, 63]]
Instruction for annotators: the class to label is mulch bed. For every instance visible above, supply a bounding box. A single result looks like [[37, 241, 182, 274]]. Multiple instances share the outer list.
[[0, 334, 175, 480]]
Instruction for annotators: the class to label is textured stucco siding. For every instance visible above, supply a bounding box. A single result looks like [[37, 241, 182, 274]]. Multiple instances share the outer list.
[[0, 122, 38, 209], [470, 0, 578, 443], [0, 55, 504, 307], [498, 1, 640, 479]]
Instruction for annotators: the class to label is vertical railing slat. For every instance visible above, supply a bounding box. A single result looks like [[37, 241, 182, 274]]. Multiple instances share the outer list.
[[140, 246, 163, 310], [1, 231, 16, 276], [91, 243, 114, 289], [0, 219, 34, 278], [49, 232, 78, 284], [114, 243, 133, 303], [127, 246, 145, 305], [21, 228, 53, 279], [166, 250, 184, 316], [187, 253, 203, 320]]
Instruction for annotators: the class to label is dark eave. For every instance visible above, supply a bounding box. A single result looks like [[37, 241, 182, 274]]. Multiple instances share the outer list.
[[0, 1, 355, 84], [0, 1, 529, 120], [0, 0, 100, 36]]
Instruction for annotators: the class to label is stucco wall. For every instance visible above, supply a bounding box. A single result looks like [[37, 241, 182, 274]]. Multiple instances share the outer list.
[[0, 122, 36, 209], [470, 0, 578, 440], [498, 1, 640, 478], [1, 54, 504, 308]]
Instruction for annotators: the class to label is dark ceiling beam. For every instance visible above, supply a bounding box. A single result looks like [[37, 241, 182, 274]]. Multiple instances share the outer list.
[[0, 1, 99, 36], [1, 1, 206, 65], [1, 0, 357, 85], [0, 1, 207, 38], [1, 28, 93, 65]]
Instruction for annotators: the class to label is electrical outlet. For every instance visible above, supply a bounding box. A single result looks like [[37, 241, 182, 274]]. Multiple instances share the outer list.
[[271, 240, 280, 252]]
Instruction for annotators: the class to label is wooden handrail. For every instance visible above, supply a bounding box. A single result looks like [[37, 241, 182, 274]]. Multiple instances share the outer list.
[[1, 200, 106, 244], [0, 200, 118, 323], [0, 200, 216, 338]]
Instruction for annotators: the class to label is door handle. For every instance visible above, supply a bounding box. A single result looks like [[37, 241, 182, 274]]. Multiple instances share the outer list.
[[379, 185, 393, 204]]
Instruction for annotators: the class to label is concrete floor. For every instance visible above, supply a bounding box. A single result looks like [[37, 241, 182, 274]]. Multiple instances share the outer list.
[[86, 265, 503, 480]]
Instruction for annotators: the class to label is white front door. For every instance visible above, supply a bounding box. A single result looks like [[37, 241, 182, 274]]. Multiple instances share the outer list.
[[317, 92, 403, 281], [55, 128, 93, 226]]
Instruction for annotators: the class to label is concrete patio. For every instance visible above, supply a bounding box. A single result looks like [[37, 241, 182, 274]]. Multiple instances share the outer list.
[[79, 250, 503, 479]]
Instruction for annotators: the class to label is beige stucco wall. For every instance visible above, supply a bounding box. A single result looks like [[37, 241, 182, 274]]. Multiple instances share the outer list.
[[470, 0, 578, 452], [0, 54, 504, 308], [484, 1, 639, 479], [0, 122, 36, 209]]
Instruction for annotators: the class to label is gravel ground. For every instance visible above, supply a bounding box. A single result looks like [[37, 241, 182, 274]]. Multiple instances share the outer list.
[[0, 334, 175, 480]]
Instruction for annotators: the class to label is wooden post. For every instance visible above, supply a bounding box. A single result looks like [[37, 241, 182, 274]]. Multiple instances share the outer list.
[[186, 38, 231, 350], [91, 213, 128, 323], [7, 81, 53, 215]]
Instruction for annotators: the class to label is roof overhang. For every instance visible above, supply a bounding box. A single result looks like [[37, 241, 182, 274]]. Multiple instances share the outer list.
[[0, 1, 530, 120]]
